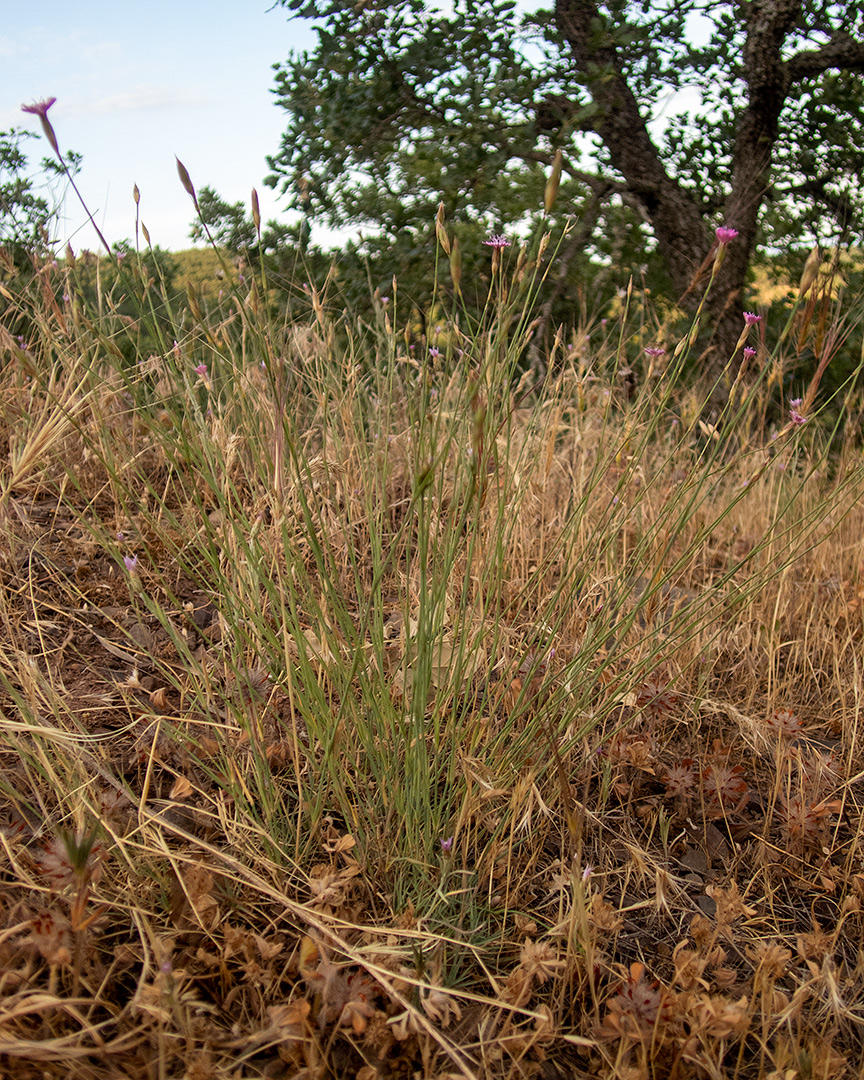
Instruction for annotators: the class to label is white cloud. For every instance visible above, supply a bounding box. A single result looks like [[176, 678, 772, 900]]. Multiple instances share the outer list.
[[72, 85, 212, 116]]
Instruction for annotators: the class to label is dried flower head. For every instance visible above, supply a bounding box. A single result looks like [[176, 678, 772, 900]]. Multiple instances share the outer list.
[[228, 664, 272, 703], [662, 759, 697, 801], [19, 910, 72, 965], [420, 983, 462, 1027], [312, 963, 378, 1035], [601, 962, 671, 1040], [776, 795, 841, 848], [702, 762, 749, 816], [766, 707, 803, 737], [36, 831, 105, 890], [519, 938, 565, 985], [636, 676, 678, 723]]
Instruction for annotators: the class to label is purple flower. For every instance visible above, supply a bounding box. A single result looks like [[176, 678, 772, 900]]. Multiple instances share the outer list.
[[195, 363, 207, 376], [644, 346, 665, 358], [743, 346, 757, 360], [440, 836, 454, 854], [21, 97, 56, 119], [789, 397, 807, 425], [743, 312, 762, 326], [715, 226, 739, 245], [483, 234, 510, 249], [429, 346, 441, 359], [21, 97, 60, 157], [123, 555, 138, 572]]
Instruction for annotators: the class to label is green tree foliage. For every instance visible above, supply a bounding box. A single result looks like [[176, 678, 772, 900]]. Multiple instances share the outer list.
[[0, 128, 81, 269], [260, 0, 864, 362], [189, 186, 307, 259]]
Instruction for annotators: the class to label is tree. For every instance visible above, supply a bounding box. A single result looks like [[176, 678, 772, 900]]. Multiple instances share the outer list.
[[1, 127, 81, 269], [189, 186, 306, 259], [265, 0, 864, 364]]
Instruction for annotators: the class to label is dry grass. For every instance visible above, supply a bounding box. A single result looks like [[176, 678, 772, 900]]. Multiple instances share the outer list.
[[0, 237, 863, 1080]]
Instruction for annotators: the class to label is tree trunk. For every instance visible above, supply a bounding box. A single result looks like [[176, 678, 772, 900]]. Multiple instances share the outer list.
[[553, 0, 805, 372]]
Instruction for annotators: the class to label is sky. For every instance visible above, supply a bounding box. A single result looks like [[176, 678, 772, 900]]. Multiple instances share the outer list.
[[2, 1, 317, 253]]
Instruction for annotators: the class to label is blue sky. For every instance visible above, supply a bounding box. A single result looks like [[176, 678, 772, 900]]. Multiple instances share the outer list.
[[3, 1, 316, 252]]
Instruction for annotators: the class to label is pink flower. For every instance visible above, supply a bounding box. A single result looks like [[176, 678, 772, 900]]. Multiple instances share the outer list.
[[483, 234, 511, 249], [21, 97, 60, 157], [715, 226, 739, 245], [644, 346, 665, 358], [743, 312, 761, 326], [123, 555, 138, 572], [195, 363, 208, 376], [21, 96, 57, 118], [743, 346, 757, 360]]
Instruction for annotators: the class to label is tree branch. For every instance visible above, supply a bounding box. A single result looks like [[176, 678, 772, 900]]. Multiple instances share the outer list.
[[554, 0, 710, 295], [786, 32, 864, 83]]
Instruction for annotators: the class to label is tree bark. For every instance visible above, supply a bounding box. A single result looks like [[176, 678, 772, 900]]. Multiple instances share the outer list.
[[554, 0, 711, 302], [553, 0, 864, 371], [710, 0, 803, 358]]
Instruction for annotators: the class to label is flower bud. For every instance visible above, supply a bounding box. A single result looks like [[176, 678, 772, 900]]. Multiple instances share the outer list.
[[798, 245, 820, 297], [435, 202, 451, 255], [544, 149, 563, 214], [175, 157, 198, 208], [251, 188, 261, 232]]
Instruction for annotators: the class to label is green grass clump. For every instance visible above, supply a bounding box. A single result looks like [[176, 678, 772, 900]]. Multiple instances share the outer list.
[[0, 195, 863, 1079]]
